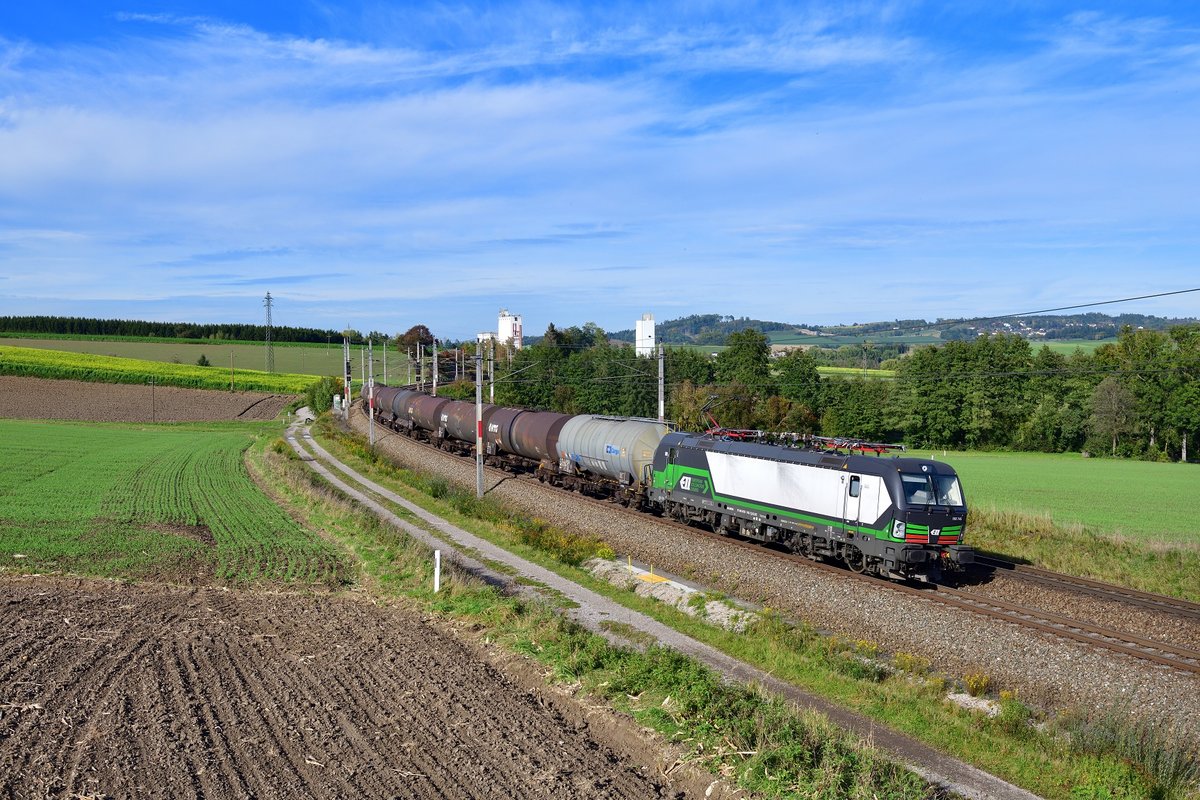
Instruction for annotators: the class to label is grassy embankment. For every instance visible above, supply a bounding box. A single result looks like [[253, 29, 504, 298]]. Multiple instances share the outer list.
[[295, 417, 1198, 800], [0, 419, 350, 586], [917, 449, 1200, 601], [0, 343, 316, 393]]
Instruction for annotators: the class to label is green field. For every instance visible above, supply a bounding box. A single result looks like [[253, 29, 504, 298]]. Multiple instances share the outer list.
[[1039, 338, 1116, 355], [767, 330, 945, 347], [766, 330, 1115, 355], [0, 336, 420, 381], [0, 344, 319, 392], [815, 365, 895, 378], [912, 449, 1198, 544], [0, 419, 350, 585]]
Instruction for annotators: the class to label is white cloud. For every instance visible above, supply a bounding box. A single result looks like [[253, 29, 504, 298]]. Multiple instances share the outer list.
[[0, 4, 1198, 334]]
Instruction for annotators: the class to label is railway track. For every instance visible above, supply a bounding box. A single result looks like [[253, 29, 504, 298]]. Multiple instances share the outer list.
[[359, 416, 1200, 677], [975, 554, 1200, 621]]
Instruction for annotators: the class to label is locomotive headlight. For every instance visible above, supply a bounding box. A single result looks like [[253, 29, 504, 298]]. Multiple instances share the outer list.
[[892, 520, 906, 539]]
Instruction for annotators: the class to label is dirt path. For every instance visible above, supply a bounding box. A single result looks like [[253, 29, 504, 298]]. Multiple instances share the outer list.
[[0, 576, 685, 800]]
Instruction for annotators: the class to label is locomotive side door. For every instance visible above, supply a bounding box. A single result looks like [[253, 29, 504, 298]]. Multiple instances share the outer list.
[[842, 474, 862, 534]]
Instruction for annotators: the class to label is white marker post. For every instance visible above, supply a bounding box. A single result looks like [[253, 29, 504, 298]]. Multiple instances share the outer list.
[[475, 350, 484, 499], [343, 336, 352, 417], [432, 338, 439, 397], [368, 338, 375, 449], [434, 550, 441, 593]]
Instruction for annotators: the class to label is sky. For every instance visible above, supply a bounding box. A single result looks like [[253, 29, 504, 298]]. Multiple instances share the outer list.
[[1, 1, 1198, 340]]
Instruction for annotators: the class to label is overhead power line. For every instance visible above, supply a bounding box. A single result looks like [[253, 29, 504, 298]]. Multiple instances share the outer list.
[[497, 287, 1200, 352], [933, 287, 1200, 330]]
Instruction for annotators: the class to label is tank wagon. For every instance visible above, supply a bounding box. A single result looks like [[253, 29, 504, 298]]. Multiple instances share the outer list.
[[361, 385, 973, 582], [440, 400, 495, 456], [554, 415, 671, 505], [485, 408, 572, 470]]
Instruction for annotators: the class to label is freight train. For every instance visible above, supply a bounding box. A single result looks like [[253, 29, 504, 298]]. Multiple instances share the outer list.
[[364, 385, 974, 582]]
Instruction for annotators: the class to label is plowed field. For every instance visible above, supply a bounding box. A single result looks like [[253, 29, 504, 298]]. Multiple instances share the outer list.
[[0, 576, 684, 800], [0, 376, 291, 422]]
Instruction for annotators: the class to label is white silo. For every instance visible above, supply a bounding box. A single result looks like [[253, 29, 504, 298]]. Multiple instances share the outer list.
[[636, 313, 656, 357], [498, 309, 523, 349]]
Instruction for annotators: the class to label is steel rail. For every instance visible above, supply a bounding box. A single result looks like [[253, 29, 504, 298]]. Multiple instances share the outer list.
[[927, 585, 1200, 674], [975, 555, 1200, 621]]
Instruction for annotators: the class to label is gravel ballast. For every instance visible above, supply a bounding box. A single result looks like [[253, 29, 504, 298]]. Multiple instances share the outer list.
[[348, 410, 1200, 743]]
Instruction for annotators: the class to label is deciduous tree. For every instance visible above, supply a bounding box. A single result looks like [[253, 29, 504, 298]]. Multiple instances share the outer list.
[[397, 325, 434, 348], [715, 329, 774, 396], [1090, 376, 1136, 456]]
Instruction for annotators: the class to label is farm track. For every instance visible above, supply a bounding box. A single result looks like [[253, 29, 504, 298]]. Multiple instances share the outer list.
[[379, 420, 1200, 676]]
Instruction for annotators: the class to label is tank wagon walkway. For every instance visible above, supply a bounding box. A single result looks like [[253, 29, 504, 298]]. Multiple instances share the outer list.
[[286, 420, 1039, 800]]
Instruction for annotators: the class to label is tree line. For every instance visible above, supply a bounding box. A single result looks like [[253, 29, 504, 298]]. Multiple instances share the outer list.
[[481, 324, 1199, 461], [1, 315, 342, 344], [606, 313, 796, 345]]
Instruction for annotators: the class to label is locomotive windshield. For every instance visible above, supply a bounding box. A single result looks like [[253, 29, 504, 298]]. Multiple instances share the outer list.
[[900, 473, 964, 507]]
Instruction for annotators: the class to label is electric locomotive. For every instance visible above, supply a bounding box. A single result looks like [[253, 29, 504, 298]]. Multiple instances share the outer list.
[[647, 433, 973, 582]]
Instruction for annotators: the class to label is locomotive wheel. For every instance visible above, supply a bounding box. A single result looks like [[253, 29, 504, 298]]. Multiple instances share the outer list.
[[798, 537, 817, 560], [844, 546, 867, 574]]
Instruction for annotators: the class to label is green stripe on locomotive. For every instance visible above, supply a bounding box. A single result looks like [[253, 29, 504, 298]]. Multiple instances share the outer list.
[[649, 432, 972, 580], [652, 462, 894, 540]]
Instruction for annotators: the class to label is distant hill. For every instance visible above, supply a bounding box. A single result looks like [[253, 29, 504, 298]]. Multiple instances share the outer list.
[[607, 314, 795, 345], [932, 312, 1198, 341], [606, 312, 1197, 347]]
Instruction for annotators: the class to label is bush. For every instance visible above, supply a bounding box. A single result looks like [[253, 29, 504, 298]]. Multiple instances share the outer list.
[[304, 375, 341, 414], [993, 695, 1034, 737], [894, 651, 931, 675], [963, 671, 991, 697]]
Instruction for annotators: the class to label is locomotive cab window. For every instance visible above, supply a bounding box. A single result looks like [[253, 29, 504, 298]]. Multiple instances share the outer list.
[[901, 474, 964, 507], [934, 476, 964, 506], [848, 476, 861, 498]]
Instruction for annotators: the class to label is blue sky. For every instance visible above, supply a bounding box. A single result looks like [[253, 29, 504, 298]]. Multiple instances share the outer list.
[[1, 2, 1197, 339]]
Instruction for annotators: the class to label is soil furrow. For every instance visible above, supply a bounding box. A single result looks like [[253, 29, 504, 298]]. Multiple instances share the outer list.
[[0, 576, 690, 800]]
